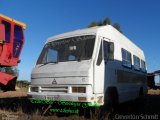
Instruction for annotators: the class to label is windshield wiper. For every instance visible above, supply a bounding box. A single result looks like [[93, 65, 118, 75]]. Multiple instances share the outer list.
[[38, 61, 58, 67], [44, 61, 58, 65]]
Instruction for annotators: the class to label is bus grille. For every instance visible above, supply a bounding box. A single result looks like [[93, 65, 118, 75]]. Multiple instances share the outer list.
[[40, 86, 68, 93]]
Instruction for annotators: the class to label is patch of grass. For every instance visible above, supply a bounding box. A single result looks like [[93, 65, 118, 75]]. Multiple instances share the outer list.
[[1, 89, 160, 120], [148, 89, 160, 95]]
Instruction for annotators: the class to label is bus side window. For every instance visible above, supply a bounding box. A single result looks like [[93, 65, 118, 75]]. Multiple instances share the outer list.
[[141, 60, 146, 72], [103, 41, 109, 61], [133, 55, 140, 70], [121, 48, 132, 68], [2, 20, 11, 42], [108, 42, 114, 60], [103, 41, 114, 61], [96, 41, 102, 66]]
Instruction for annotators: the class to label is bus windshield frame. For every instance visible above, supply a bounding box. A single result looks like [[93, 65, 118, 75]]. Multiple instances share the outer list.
[[37, 35, 96, 65]]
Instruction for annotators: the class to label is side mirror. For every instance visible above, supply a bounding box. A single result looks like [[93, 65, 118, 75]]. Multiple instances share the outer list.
[[0, 24, 5, 43], [108, 42, 114, 60]]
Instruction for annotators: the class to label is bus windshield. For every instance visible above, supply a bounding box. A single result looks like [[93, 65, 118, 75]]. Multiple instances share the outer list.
[[37, 35, 95, 64]]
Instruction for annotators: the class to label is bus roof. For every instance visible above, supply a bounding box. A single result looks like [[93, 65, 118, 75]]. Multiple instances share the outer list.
[[47, 26, 99, 42], [0, 14, 26, 29]]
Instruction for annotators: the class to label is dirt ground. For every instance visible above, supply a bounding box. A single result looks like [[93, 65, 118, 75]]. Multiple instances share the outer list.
[[0, 89, 160, 120], [148, 89, 160, 95], [0, 91, 27, 98], [0, 87, 27, 98]]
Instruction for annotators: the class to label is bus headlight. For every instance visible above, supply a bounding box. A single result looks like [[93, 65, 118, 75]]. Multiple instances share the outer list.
[[72, 87, 86, 93]]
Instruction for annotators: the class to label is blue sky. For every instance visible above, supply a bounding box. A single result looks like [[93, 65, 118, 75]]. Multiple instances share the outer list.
[[1, 0, 160, 80]]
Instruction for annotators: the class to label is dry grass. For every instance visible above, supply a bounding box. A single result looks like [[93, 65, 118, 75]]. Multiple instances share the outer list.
[[0, 109, 90, 120], [1, 88, 160, 120], [148, 89, 160, 95], [0, 91, 27, 98], [0, 85, 28, 98]]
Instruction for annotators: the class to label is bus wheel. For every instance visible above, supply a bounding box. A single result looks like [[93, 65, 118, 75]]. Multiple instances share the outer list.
[[98, 87, 119, 119], [139, 87, 144, 97]]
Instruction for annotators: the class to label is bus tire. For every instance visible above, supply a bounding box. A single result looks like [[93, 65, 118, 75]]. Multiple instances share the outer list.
[[104, 87, 119, 110], [139, 87, 143, 97], [98, 87, 119, 119]]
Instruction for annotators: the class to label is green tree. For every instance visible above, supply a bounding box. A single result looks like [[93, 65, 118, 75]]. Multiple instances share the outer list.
[[97, 20, 103, 26], [103, 17, 111, 25], [113, 23, 122, 33], [87, 17, 123, 33], [88, 21, 97, 28]]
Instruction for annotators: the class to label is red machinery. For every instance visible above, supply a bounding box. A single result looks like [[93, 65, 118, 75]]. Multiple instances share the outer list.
[[0, 14, 26, 91]]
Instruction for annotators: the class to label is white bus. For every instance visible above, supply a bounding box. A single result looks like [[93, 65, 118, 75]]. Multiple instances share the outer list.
[[28, 25, 147, 107]]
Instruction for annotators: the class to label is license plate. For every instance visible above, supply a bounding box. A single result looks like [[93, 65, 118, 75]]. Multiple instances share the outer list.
[[46, 95, 59, 101]]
